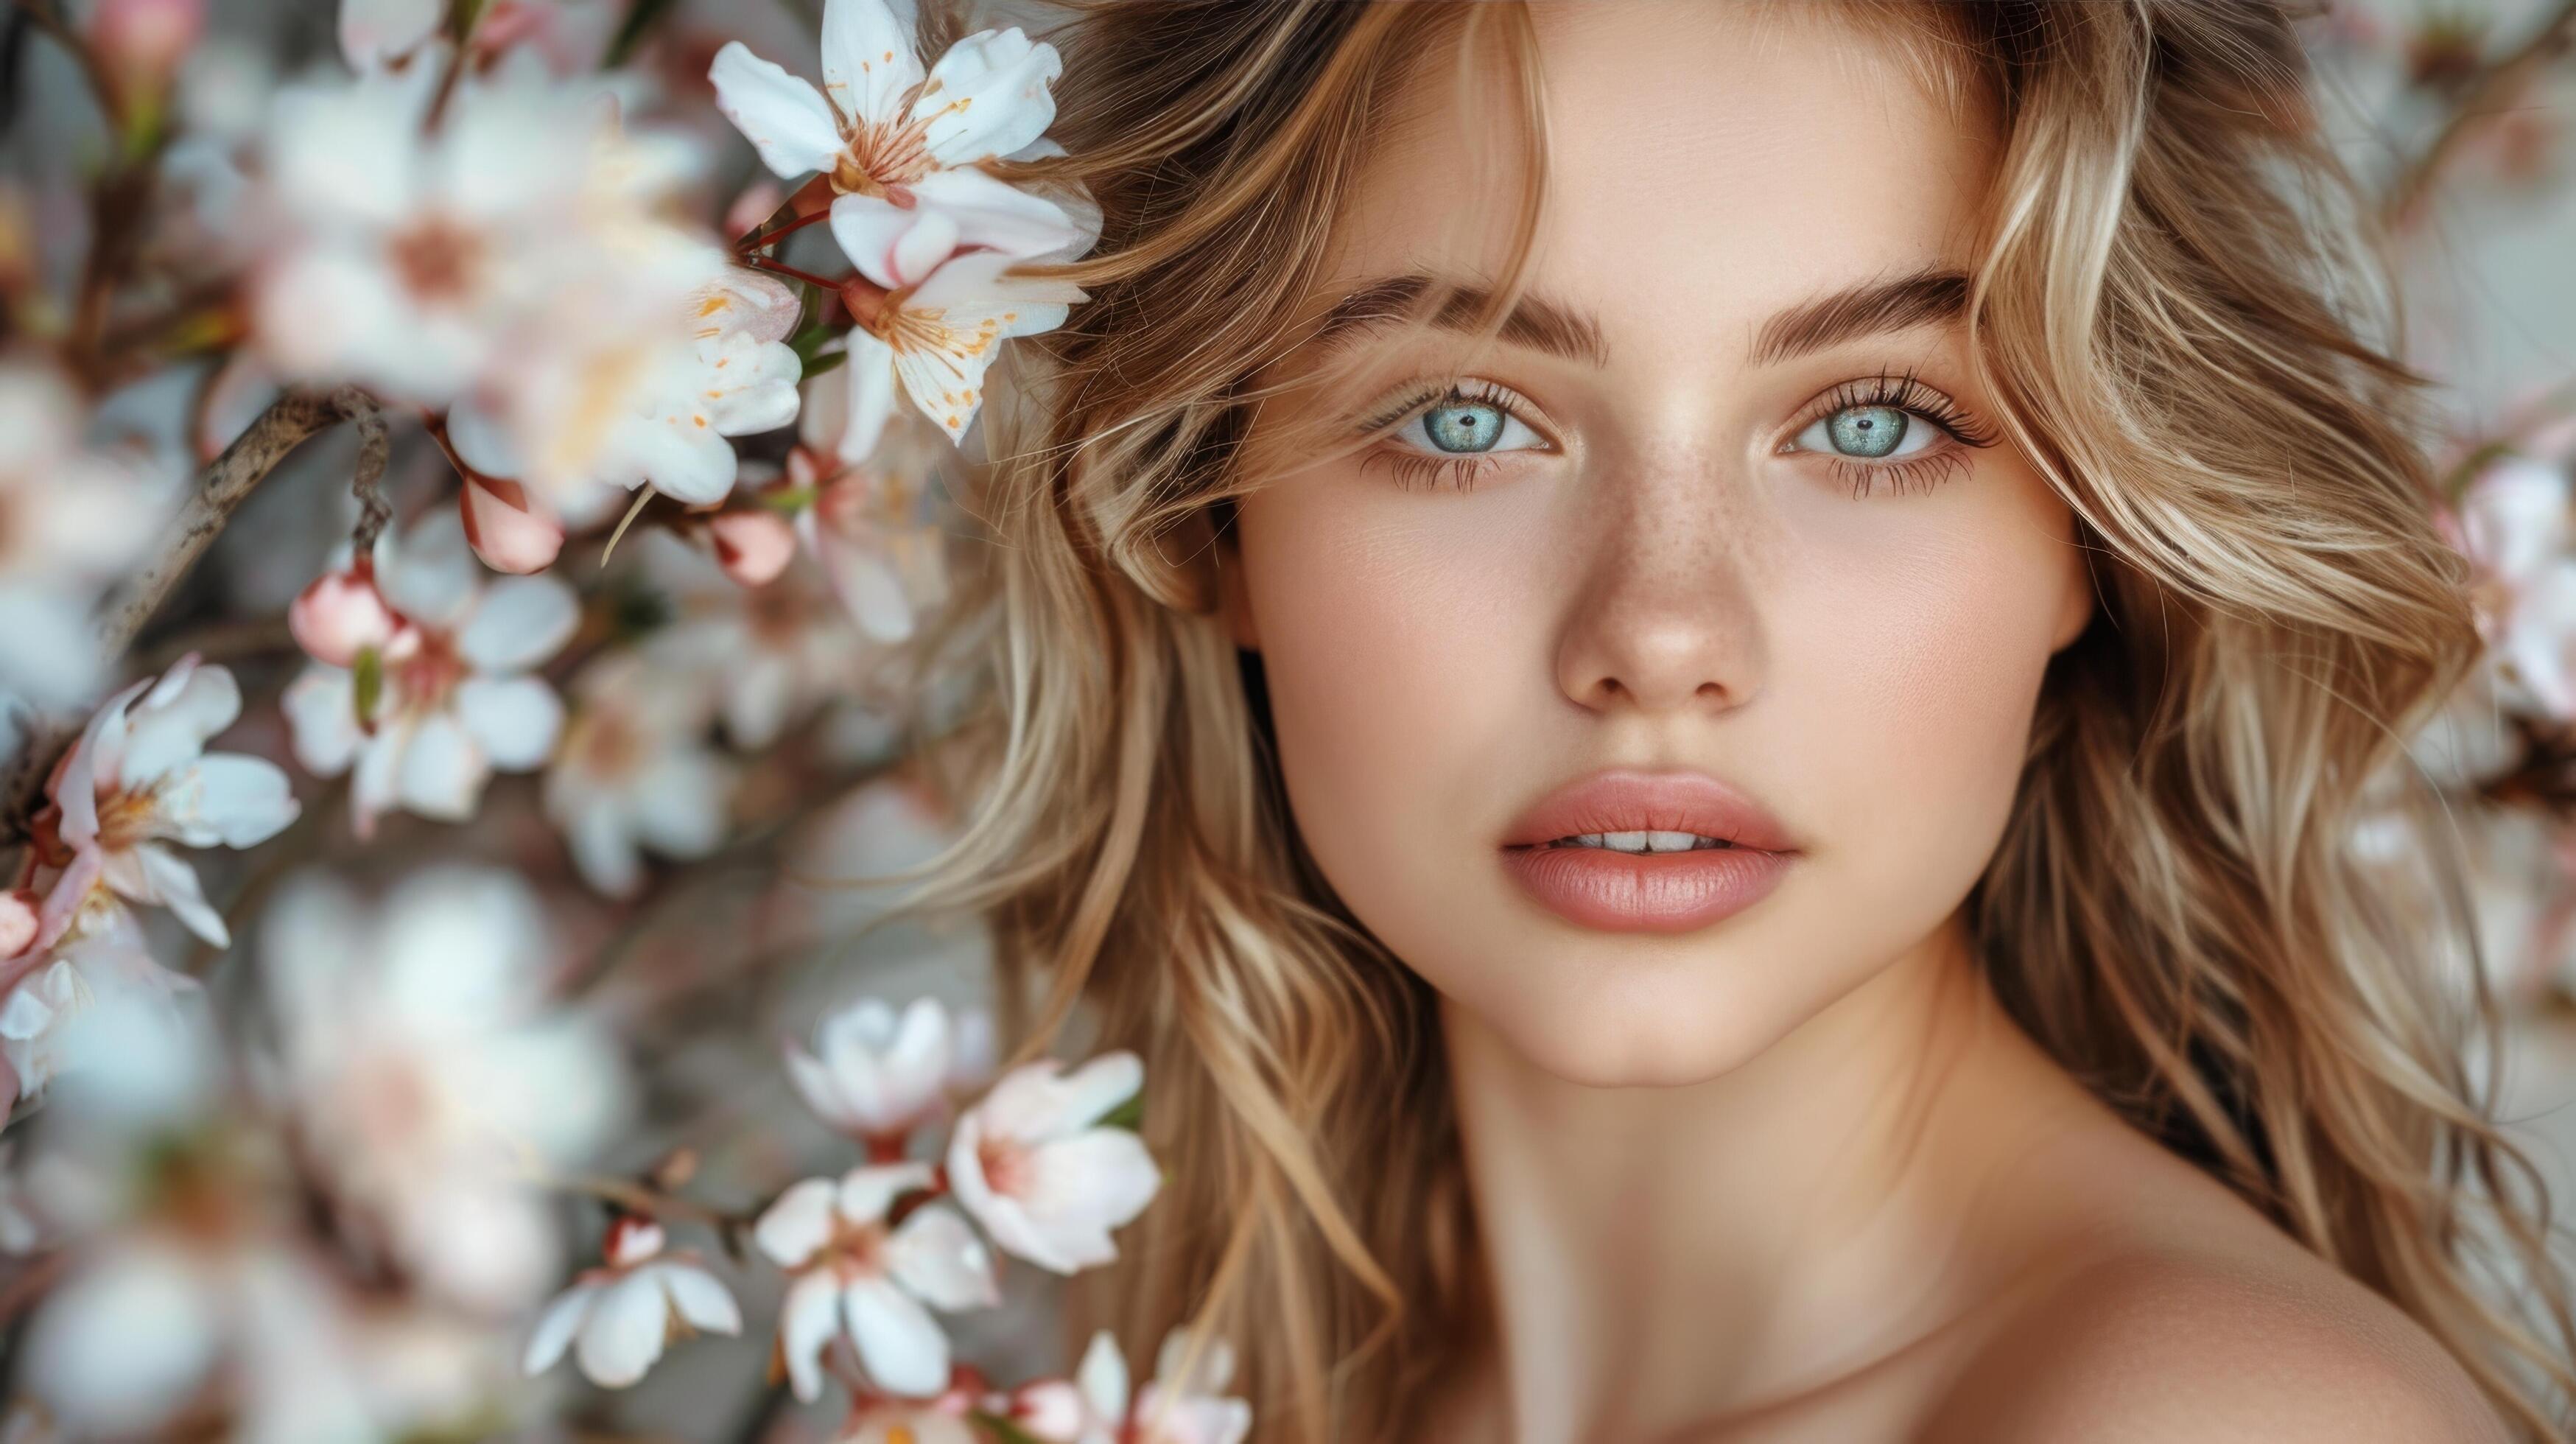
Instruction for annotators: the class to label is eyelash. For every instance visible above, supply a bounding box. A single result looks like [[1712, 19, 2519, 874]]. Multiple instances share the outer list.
[[1353, 368, 1999, 497], [1787, 367, 2000, 498], [1356, 379, 1536, 493]]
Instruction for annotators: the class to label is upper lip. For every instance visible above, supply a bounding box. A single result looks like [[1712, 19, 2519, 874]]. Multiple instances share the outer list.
[[1501, 768, 1800, 852]]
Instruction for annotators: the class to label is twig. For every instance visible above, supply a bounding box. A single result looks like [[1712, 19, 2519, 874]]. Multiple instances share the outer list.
[[2381, 0, 2576, 229], [1, 389, 384, 839], [93, 386, 385, 660]]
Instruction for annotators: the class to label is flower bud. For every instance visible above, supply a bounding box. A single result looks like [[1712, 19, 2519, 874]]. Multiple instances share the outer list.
[[289, 567, 399, 668], [459, 476, 564, 575], [709, 510, 797, 588], [90, 0, 204, 102], [0, 890, 38, 961]]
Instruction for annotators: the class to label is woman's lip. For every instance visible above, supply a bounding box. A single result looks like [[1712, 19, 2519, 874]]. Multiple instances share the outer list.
[[1498, 769, 1800, 852], [1497, 770, 1799, 934]]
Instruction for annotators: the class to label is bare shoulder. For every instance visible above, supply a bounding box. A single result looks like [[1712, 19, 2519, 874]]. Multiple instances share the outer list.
[[1923, 1238, 2513, 1444]]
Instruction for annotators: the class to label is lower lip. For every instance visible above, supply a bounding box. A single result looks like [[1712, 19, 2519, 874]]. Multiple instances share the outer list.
[[1499, 844, 1792, 934]]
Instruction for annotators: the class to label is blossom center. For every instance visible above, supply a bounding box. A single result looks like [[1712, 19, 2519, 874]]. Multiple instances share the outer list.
[[832, 115, 936, 197], [977, 1136, 1033, 1198], [569, 712, 645, 781], [91, 785, 161, 852], [391, 628, 469, 714], [387, 216, 486, 304]]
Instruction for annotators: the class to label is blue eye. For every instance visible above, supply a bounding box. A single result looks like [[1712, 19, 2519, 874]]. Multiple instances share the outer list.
[[1794, 404, 1938, 461], [1394, 392, 1545, 456]]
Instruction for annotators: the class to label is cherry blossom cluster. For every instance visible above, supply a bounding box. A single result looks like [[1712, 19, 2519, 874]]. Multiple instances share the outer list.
[[516, 992, 1240, 1444], [0, 0, 1211, 1436]]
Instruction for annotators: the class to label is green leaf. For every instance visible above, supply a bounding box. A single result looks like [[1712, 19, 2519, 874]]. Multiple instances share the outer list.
[[1098, 1093, 1144, 1132], [802, 348, 849, 379]]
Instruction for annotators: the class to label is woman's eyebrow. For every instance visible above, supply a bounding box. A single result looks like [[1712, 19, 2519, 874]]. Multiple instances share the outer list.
[[1752, 266, 1971, 365], [1308, 274, 1610, 366]]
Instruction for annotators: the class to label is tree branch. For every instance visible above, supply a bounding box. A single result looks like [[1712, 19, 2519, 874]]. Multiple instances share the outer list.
[[94, 385, 385, 659], [2381, 0, 2576, 230], [2, 388, 385, 840]]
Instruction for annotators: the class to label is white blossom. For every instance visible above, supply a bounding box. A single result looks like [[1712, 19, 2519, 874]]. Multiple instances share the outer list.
[[1003, 1330, 1253, 1444], [751, 1160, 997, 1401], [282, 508, 576, 837], [793, 385, 952, 642], [523, 1216, 740, 1388], [449, 263, 805, 508], [46, 654, 300, 948], [252, 54, 730, 503], [2460, 456, 2576, 718], [836, 248, 1084, 458], [947, 1053, 1159, 1275], [260, 868, 626, 1313], [541, 653, 736, 899], [782, 995, 971, 1146], [709, 0, 1084, 289], [0, 911, 190, 1122], [638, 527, 865, 748], [0, 360, 167, 711]]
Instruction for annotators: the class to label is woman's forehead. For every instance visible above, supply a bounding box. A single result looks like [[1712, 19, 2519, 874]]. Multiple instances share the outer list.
[[1326, 1, 1997, 354]]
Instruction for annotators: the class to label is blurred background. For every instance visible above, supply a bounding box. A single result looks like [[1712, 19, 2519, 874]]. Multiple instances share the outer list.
[[0, 0, 2573, 1439]]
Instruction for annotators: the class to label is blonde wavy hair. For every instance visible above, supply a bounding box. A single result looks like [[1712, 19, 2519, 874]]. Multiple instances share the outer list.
[[902, 1, 2576, 1437]]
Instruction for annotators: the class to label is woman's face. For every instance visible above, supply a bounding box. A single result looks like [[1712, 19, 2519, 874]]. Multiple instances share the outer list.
[[1229, 1, 2091, 1087]]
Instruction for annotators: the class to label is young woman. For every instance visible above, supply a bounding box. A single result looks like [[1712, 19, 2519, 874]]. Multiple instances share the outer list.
[[920, 1, 2576, 1438]]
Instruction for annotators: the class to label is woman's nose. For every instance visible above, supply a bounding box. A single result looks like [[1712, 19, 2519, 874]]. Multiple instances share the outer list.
[[1551, 470, 1767, 718]]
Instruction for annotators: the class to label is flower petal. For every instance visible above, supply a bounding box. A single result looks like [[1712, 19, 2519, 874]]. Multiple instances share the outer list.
[[886, 1202, 999, 1311], [843, 1275, 948, 1398], [155, 755, 299, 849], [629, 749, 733, 859], [395, 712, 490, 821], [838, 1160, 935, 1224], [913, 28, 1060, 166], [903, 167, 1086, 264], [831, 192, 960, 292], [820, 0, 922, 128], [779, 1268, 840, 1403], [1052, 1051, 1146, 1132], [137, 844, 228, 949], [1075, 1328, 1129, 1426], [117, 662, 241, 789], [379, 507, 482, 628], [575, 1269, 673, 1387], [657, 1261, 743, 1336], [455, 676, 565, 772], [709, 41, 846, 181], [456, 575, 580, 674], [281, 667, 361, 778], [754, 1177, 840, 1267], [838, 330, 899, 464], [522, 1281, 598, 1376], [560, 799, 643, 900], [784, 1041, 858, 1130]]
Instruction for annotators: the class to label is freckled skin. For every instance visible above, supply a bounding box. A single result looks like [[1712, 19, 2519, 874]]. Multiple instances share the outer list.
[[1217, 6, 2508, 1441], [1232, 1, 2085, 1087]]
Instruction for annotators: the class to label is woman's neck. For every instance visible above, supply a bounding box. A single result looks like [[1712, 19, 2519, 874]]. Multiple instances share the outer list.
[[1442, 916, 2101, 1443]]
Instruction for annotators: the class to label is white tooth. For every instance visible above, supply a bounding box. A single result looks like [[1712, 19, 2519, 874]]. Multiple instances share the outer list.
[[1603, 831, 1651, 852], [1576, 833, 1604, 848], [1645, 830, 1699, 853]]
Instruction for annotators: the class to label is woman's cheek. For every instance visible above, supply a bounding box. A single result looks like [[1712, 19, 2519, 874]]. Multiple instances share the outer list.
[[1777, 493, 2074, 905], [1238, 483, 1545, 914]]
